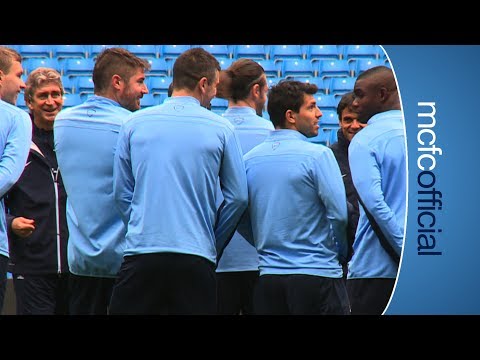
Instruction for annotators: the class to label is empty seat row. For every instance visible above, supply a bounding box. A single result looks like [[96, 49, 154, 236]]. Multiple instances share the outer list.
[[10, 45, 387, 63], [22, 57, 388, 83]]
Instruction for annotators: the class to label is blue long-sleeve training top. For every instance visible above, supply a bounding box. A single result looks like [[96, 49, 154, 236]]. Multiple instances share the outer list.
[[241, 129, 348, 278], [113, 96, 248, 264], [54, 96, 131, 277], [216, 106, 274, 273], [0, 100, 32, 258], [348, 110, 407, 279]]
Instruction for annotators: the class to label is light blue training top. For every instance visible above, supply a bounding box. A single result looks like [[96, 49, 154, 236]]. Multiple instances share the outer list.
[[0, 100, 32, 258], [216, 106, 274, 273], [54, 95, 131, 277], [348, 110, 406, 279], [113, 96, 248, 264], [240, 129, 348, 278]]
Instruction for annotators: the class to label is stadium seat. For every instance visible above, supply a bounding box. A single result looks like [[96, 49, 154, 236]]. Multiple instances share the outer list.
[[75, 76, 95, 98], [88, 45, 118, 58], [63, 58, 95, 78], [315, 94, 338, 111], [53, 45, 88, 60], [256, 60, 280, 78], [308, 128, 331, 146], [16, 93, 28, 112], [307, 45, 340, 61], [352, 58, 385, 76], [148, 76, 172, 95], [319, 110, 339, 127], [154, 93, 168, 105], [23, 58, 62, 75], [281, 59, 315, 79], [147, 58, 169, 77], [198, 45, 231, 60], [161, 45, 191, 60], [304, 77, 328, 95], [126, 45, 159, 60], [219, 58, 234, 70], [210, 97, 228, 113], [343, 45, 382, 62], [234, 45, 268, 61], [18, 45, 52, 59], [269, 45, 304, 63], [316, 59, 351, 80], [266, 77, 283, 88], [329, 77, 357, 97], [329, 128, 339, 144], [61, 76, 74, 94], [62, 93, 83, 108]]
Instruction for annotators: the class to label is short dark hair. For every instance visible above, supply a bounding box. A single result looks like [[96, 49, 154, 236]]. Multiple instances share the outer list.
[[93, 47, 151, 94], [172, 47, 220, 92], [267, 80, 318, 128], [336, 92, 355, 119]]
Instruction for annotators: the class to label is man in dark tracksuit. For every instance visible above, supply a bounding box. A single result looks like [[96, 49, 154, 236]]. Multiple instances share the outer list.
[[4, 67, 69, 315], [329, 92, 366, 277]]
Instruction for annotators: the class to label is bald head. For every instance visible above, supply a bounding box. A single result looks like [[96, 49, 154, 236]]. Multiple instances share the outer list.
[[352, 66, 400, 123]]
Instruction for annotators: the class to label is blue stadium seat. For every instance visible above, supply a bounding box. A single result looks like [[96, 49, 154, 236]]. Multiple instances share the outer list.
[[198, 45, 231, 60], [161, 45, 191, 60], [307, 45, 340, 61], [140, 93, 157, 108], [148, 76, 172, 95], [218, 58, 234, 70], [329, 128, 339, 144], [315, 94, 338, 111], [75, 76, 95, 98], [329, 77, 357, 97], [62, 93, 83, 108], [23, 58, 62, 75], [147, 58, 169, 77], [18, 45, 52, 59], [16, 93, 28, 112], [281, 59, 315, 79], [210, 97, 228, 113], [319, 110, 339, 127], [61, 76, 75, 94], [316, 59, 351, 80], [154, 93, 168, 105], [53, 45, 88, 60], [308, 128, 331, 146], [343, 45, 382, 62], [266, 77, 283, 88], [269, 45, 304, 63], [126, 45, 159, 60], [62, 58, 95, 78], [234, 45, 268, 61], [352, 58, 385, 76], [88, 45, 118, 58], [304, 77, 328, 95], [256, 60, 280, 78]]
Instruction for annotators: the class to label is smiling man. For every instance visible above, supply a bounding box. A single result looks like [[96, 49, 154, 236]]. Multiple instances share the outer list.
[[5, 67, 69, 315], [329, 92, 367, 278], [54, 47, 150, 315]]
